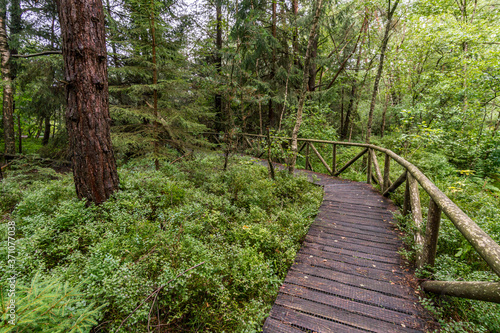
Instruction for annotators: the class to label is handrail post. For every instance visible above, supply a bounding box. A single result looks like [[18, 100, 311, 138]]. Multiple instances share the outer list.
[[403, 172, 411, 215], [419, 198, 442, 268], [408, 173, 425, 265], [367, 149, 372, 184], [371, 149, 384, 187], [383, 154, 390, 192], [332, 144, 337, 175]]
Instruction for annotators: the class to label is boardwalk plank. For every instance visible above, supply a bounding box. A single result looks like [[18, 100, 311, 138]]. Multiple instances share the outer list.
[[262, 165, 433, 332], [284, 270, 420, 315], [299, 245, 401, 272], [277, 284, 426, 329], [269, 304, 368, 333], [290, 261, 414, 298], [275, 293, 422, 333]]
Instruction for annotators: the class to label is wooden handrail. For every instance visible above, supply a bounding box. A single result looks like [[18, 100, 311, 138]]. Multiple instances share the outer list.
[[225, 133, 500, 277], [203, 132, 500, 302]]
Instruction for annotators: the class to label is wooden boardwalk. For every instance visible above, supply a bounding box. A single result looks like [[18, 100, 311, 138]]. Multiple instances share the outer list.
[[263, 169, 435, 332]]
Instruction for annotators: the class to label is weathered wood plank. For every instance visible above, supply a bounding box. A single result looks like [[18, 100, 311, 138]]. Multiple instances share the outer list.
[[307, 227, 400, 251], [290, 261, 414, 298], [299, 245, 401, 272], [269, 304, 367, 333], [279, 284, 426, 329], [284, 271, 420, 315], [295, 252, 404, 282], [302, 241, 401, 265], [275, 293, 422, 333], [308, 224, 401, 246], [312, 220, 401, 240], [262, 317, 304, 333]]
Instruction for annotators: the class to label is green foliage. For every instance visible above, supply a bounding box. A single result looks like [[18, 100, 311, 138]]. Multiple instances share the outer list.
[[0, 274, 103, 333], [0, 154, 322, 332]]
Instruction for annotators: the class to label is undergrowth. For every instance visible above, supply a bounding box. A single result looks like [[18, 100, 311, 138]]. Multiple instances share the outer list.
[[0, 153, 322, 332]]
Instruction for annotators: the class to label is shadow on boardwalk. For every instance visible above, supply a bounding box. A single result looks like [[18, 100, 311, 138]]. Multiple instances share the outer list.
[[256, 161, 438, 333]]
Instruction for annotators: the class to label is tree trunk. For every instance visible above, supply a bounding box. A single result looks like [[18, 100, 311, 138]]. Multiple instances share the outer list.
[[365, 0, 400, 143], [214, 0, 223, 132], [17, 114, 22, 154], [288, 0, 323, 173], [56, 0, 119, 205], [268, 0, 277, 127], [150, 0, 159, 170], [381, 90, 389, 138], [308, 35, 319, 92], [341, 17, 367, 140], [0, 10, 15, 155], [42, 116, 51, 146]]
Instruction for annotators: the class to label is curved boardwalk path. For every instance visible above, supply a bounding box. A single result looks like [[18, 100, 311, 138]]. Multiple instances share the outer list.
[[262, 167, 435, 332]]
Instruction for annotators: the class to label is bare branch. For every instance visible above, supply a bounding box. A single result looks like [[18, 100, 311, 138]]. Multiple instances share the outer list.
[[11, 51, 62, 58]]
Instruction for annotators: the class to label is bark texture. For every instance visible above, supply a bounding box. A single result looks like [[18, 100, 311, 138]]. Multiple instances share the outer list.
[[0, 11, 15, 154], [56, 0, 119, 204]]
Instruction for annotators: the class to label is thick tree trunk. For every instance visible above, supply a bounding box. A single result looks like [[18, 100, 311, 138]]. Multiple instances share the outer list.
[[0, 11, 15, 155], [365, 0, 400, 143], [288, 0, 323, 173], [56, 0, 119, 205]]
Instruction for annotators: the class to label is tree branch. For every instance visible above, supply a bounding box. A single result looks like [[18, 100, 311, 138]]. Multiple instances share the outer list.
[[11, 51, 62, 58]]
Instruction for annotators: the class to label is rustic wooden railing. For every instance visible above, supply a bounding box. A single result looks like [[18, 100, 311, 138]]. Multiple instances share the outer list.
[[205, 132, 500, 303]]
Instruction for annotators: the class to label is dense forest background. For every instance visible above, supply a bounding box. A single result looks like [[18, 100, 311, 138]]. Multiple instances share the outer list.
[[1, 0, 500, 332]]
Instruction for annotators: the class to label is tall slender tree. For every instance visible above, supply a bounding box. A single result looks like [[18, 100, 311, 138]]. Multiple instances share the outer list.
[[288, 0, 324, 173], [365, 0, 400, 143], [55, 0, 119, 204], [0, 4, 15, 154]]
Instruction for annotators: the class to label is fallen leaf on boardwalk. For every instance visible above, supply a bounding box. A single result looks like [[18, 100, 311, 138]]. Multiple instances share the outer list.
[[372, 265, 376, 267], [323, 259, 327, 262], [401, 324, 406, 328], [341, 237, 346, 239]]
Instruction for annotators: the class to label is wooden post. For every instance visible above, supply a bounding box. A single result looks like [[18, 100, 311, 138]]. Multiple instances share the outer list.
[[305, 142, 310, 170], [334, 148, 368, 176], [310, 142, 333, 175], [332, 144, 337, 175], [403, 173, 411, 215], [367, 148, 372, 184], [383, 153, 391, 192], [421, 281, 500, 304], [408, 173, 425, 263], [382, 171, 406, 197], [419, 198, 442, 268], [371, 149, 384, 186]]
